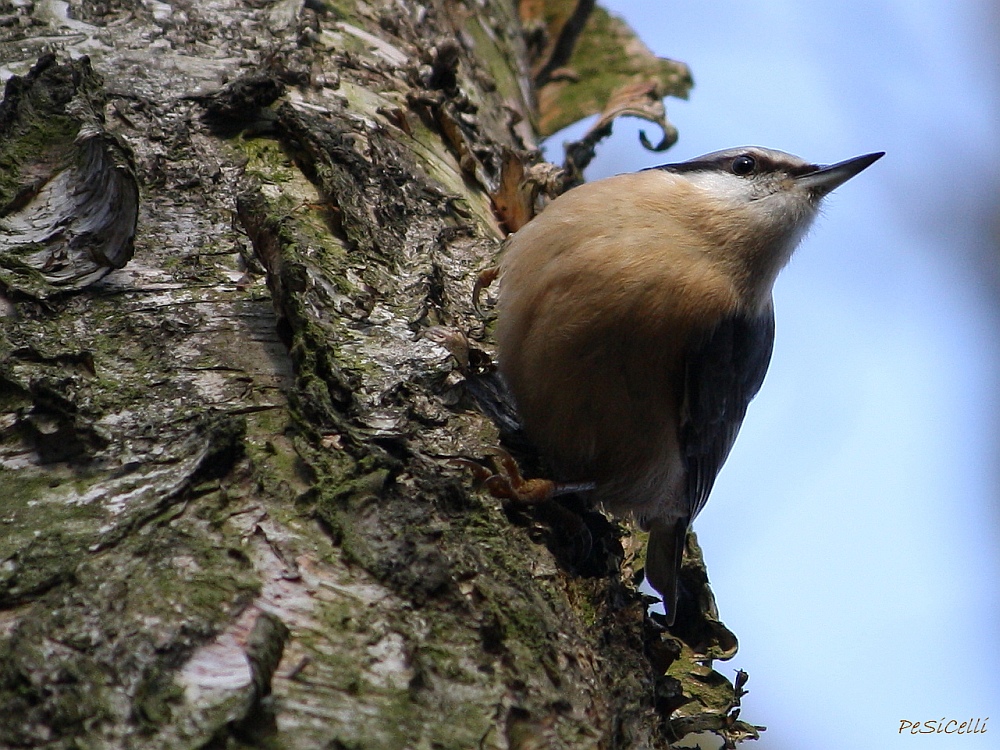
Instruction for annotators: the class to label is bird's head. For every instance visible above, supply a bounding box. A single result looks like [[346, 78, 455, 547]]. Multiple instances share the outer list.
[[654, 146, 883, 206], [646, 147, 884, 305]]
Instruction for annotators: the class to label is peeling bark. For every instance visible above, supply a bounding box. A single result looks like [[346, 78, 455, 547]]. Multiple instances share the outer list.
[[0, 54, 138, 297], [0, 2, 760, 748]]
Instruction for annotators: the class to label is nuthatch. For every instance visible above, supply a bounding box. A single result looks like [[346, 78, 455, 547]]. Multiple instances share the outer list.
[[496, 147, 883, 623]]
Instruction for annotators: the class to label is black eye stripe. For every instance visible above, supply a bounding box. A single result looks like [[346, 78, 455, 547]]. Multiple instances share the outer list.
[[644, 151, 821, 176]]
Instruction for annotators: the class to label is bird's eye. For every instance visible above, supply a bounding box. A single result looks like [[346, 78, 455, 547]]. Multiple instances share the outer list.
[[732, 155, 756, 176]]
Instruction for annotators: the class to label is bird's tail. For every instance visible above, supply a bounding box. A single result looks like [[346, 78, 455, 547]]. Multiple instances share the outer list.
[[645, 518, 688, 625]]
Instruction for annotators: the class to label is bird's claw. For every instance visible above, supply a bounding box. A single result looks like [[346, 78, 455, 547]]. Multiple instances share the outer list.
[[451, 448, 556, 504], [452, 448, 595, 504]]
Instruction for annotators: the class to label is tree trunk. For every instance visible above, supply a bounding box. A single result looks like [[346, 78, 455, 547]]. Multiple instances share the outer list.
[[0, 1, 761, 747]]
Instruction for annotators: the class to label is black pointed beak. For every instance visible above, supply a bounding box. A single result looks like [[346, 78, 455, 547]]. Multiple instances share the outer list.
[[796, 151, 884, 195]]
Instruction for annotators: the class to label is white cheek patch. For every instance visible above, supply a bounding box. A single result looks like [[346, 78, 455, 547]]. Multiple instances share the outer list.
[[684, 170, 817, 235], [683, 170, 755, 204]]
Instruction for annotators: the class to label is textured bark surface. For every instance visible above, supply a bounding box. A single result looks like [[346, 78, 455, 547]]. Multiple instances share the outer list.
[[0, 2, 759, 748]]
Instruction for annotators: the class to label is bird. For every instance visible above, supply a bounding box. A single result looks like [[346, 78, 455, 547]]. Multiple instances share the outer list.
[[495, 146, 883, 624]]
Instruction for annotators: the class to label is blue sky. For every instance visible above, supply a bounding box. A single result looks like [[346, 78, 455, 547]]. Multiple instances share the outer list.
[[547, 2, 1000, 748]]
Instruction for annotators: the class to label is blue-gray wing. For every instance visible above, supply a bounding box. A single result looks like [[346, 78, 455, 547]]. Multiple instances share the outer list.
[[680, 305, 776, 520]]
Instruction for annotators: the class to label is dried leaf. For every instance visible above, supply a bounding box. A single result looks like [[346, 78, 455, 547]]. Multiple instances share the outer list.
[[533, 5, 692, 137], [491, 151, 533, 233], [490, 150, 568, 233], [589, 79, 677, 150], [561, 77, 680, 183]]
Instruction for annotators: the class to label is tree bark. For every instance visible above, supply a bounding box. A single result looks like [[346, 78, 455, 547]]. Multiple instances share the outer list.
[[0, 1, 761, 747]]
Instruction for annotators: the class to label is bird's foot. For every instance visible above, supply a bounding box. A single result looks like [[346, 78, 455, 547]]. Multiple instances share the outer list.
[[452, 448, 594, 505]]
